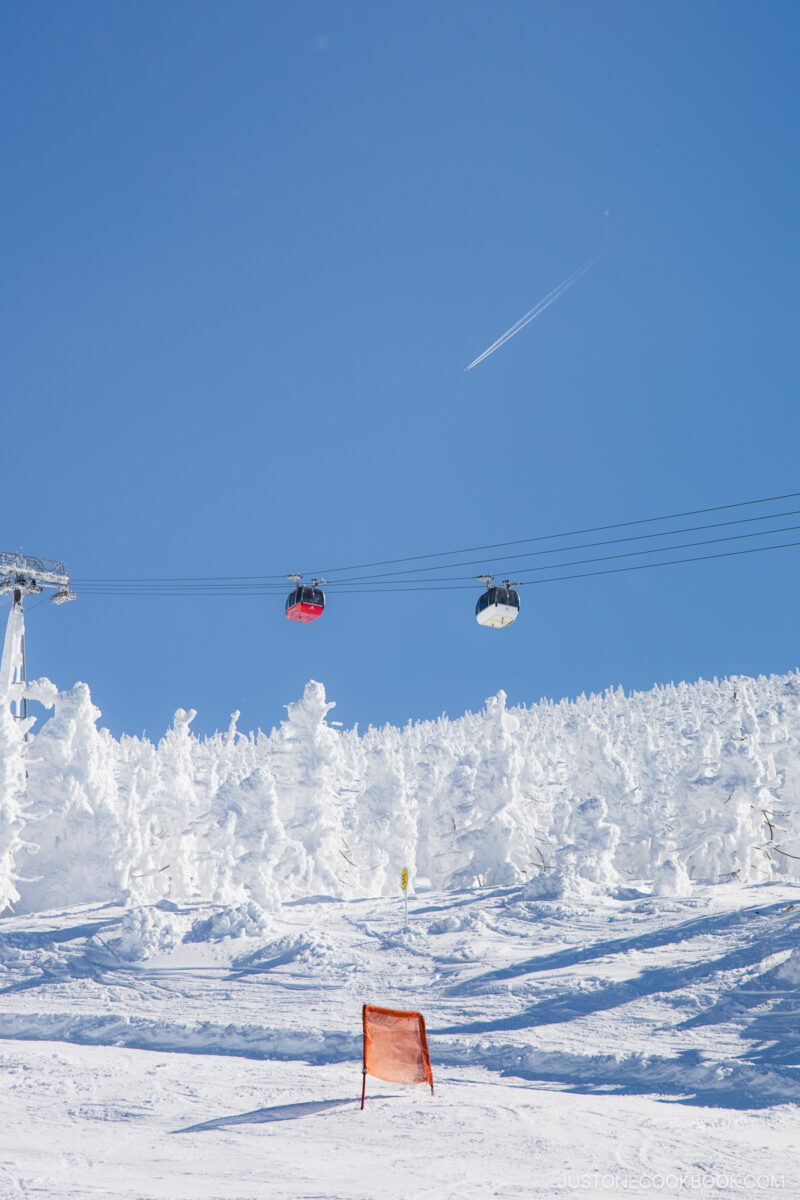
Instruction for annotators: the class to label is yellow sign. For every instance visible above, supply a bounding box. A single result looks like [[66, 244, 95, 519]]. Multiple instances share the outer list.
[[401, 868, 409, 892]]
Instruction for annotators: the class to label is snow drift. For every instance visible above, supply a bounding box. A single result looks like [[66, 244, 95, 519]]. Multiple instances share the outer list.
[[3, 671, 800, 916]]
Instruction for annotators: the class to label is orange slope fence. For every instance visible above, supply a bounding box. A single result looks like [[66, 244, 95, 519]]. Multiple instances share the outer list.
[[361, 1004, 434, 1110]]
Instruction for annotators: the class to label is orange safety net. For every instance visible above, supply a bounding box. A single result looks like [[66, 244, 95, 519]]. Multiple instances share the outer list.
[[361, 1004, 434, 1107]]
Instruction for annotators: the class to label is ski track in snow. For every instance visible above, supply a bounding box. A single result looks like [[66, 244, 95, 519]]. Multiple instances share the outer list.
[[1, 883, 800, 1197]]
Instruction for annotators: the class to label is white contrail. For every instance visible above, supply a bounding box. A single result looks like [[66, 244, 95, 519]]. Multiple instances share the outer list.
[[465, 248, 609, 370]]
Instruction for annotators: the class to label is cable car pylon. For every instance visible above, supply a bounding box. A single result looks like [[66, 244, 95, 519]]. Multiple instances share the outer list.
[[0, 552, 75, 725], [475, 574, 521, 628]]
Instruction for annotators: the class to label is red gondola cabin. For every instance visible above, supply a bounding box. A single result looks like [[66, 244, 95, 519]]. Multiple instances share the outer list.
[[285, 581, 325, 623]]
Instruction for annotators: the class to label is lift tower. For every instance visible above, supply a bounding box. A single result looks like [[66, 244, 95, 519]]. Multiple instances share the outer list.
[[0, 553, 74, 720]]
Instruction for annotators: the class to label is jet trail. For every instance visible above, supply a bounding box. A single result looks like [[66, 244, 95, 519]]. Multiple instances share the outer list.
[[466, 248, 609, 370]]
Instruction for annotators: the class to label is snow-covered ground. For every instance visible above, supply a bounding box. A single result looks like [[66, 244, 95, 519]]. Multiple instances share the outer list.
[[1, 881, 799, 1198], [1, 664, 799, 1196]]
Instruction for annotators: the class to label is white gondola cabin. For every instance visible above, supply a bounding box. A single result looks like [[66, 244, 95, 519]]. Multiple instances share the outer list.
[[475, 576, 520, 628]]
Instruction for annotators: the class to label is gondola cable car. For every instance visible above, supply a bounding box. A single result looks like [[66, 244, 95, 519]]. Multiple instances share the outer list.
[[285, 574, 326, 623], [475, 574, 520, 628]]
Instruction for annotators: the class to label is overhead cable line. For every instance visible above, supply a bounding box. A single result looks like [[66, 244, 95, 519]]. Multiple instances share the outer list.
[[73, 537, 800, 597], [74, 532, 800, 597], [291, 538, 800, 593], [73, 518, 800, 595], [320, 521, 800, 585], [321, 507, 800, 584], [71, 489, 800, 589], [310, 489, 800, 577]]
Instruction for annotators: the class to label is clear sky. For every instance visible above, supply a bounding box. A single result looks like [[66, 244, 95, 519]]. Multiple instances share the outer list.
[[3, 1, 799, 738]]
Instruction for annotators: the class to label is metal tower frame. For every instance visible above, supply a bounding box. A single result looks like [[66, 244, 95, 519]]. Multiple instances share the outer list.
[[0, 552, 75, 723]]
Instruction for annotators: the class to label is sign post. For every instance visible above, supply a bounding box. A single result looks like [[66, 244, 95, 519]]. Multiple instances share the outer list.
[[401, 867, 409, 931]]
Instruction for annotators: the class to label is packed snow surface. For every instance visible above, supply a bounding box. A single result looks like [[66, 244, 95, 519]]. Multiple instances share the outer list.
[[1, 883, 799, 1198], [1, 670, 799, 1196]]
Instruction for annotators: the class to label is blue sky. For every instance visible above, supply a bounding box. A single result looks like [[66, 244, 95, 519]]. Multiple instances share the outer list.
[[3, 1, 798, 737]]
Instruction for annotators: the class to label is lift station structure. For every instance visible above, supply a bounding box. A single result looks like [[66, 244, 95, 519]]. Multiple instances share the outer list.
[[0, 553, 74, 721]]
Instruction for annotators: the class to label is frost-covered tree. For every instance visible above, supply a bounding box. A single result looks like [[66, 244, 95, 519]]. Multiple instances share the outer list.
[[4, 667, 800, 913], [20, 683, 124, 912], [352, 725, 419, 895], [266, 681, 348, 897], [0, 699, 28, 912], [441, 692, 530, 888]]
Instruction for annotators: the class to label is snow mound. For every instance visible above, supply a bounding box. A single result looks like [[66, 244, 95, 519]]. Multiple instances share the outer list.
[[184, 901, 273, 943], [96, 906, 182, 962], [776, 946, 800, 983]]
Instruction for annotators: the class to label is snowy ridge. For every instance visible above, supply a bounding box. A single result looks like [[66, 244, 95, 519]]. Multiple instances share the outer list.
[[4, 670, 800, 916]]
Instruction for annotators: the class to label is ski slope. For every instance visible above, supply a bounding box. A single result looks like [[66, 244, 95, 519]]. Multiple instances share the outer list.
[[1, 669, 799, 1196], [0, 882, 798, 1198]]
